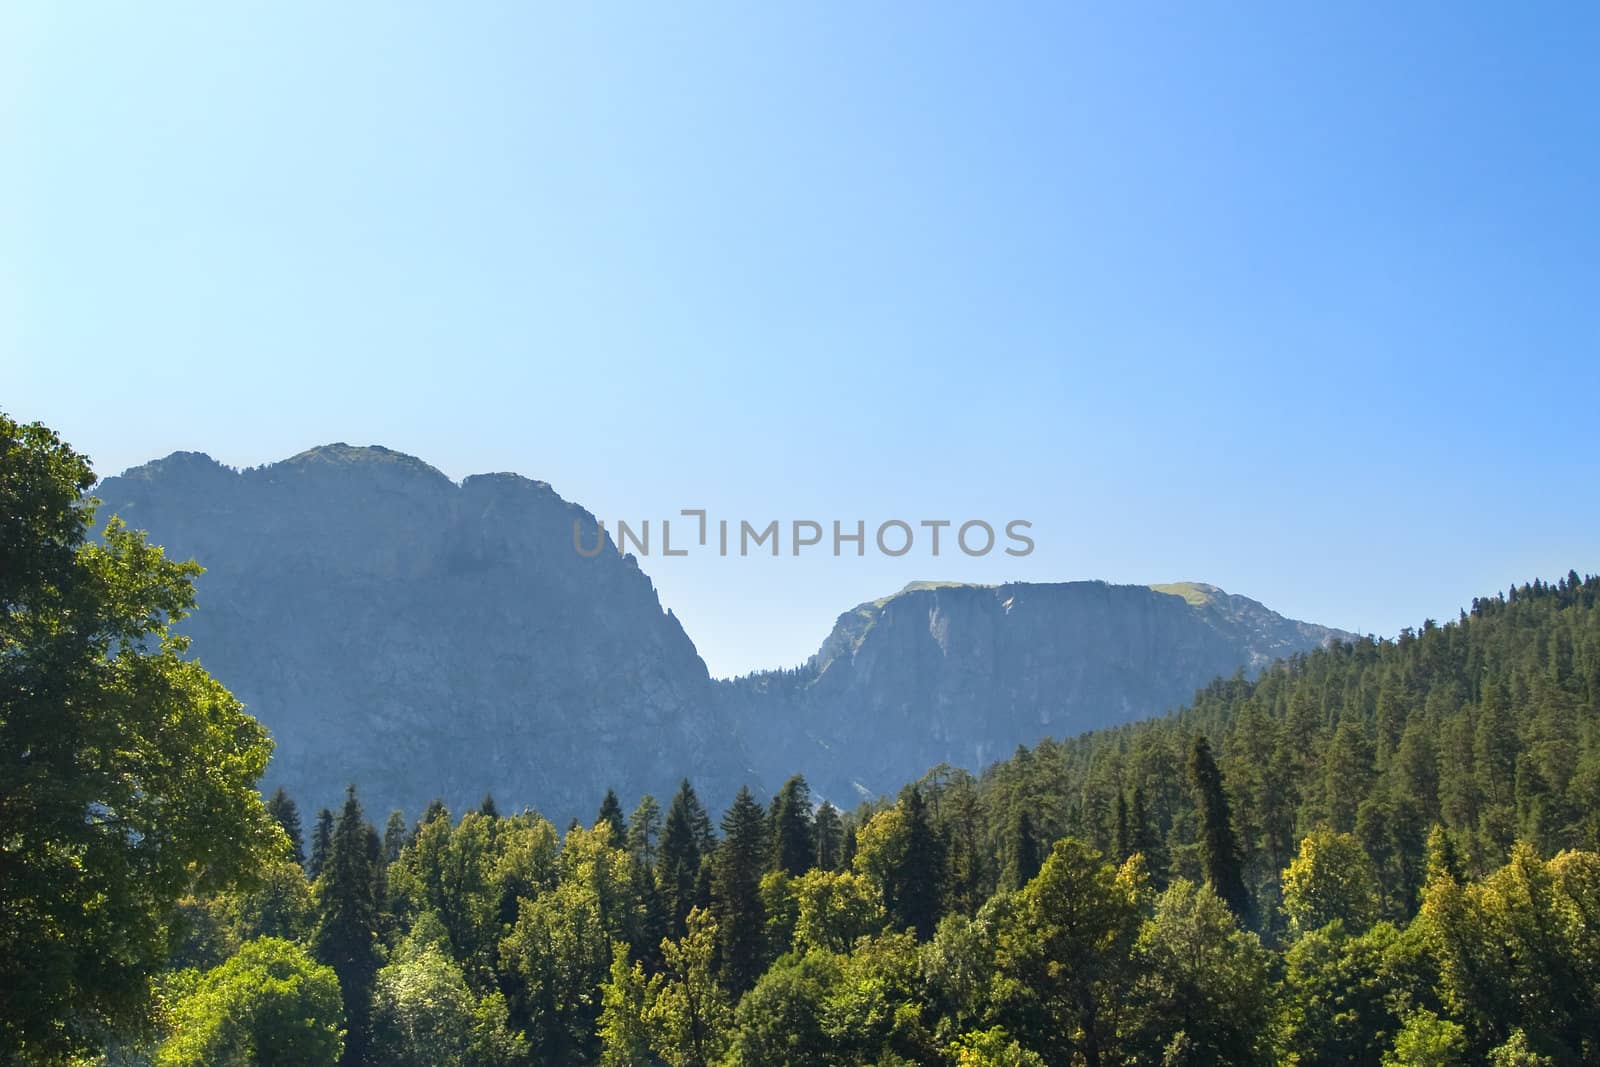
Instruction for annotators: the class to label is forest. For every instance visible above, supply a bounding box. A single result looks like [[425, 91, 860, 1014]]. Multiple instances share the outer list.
[[4, 411, 1599, 1066]]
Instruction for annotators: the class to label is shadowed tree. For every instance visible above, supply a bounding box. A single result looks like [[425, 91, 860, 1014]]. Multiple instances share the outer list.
[[1190, 735, 1251, 923]]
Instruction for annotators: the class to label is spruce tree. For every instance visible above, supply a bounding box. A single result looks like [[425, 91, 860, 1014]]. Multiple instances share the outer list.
[[892, 787, 947, 939], [814, 800, 844, 871], [419, 797, 448, 830], [1189, 735, 1251, 922], [771, 775, 815, 876], [309, 808, 335, 880], [713, 787, 767, 993], [479, 793, 499, 819], [1113, 791, 1131, 862], [597, 788, 626, 838], [1130, 785, 1159, 857], [313, 787, 384, 1066], [381, 810, 408, 864], [660, 779, 709, 933], [627, 794, 662, 867], [266, 787, 305, 868], [1425, 824, 1464, 885], [1008, 808, 1042, 889]]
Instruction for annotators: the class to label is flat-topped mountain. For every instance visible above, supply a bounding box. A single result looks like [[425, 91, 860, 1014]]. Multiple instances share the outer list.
[[721, 579, 1353, 802], [96, 445, 1351, 817]]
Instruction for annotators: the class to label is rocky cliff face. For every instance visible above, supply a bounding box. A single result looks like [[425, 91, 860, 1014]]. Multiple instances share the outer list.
[[722, 580, 1352, 803], [96, 445, 1350, 820], [96, 445, 743, 823]]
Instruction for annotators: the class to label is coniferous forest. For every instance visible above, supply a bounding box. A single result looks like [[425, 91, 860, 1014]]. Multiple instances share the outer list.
[[5, 413, 1600, 1066]]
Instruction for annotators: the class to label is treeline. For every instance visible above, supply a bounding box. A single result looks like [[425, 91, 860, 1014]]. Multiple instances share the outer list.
[[159, 764, 1599, 1066]]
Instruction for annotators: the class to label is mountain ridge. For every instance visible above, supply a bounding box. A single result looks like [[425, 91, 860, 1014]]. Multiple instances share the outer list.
[[95, 443, 1353, 817]]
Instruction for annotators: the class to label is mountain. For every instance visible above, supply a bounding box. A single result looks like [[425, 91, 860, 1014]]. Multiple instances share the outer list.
[[721, 580, 1352, 802], [95, 445, 744, 823], [95, 444, 1350, 819]]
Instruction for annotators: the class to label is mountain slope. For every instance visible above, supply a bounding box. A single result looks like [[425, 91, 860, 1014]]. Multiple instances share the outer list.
[[97, 444, 1350, 819], [722, 580, 1352, 801], [96, 445, 744, 822]]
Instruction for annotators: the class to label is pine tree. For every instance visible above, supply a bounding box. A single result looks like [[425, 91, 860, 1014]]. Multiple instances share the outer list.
[[627, 794, 662, 868], [309, 808, 335, 880], [713, 787, 767, 993], [266, 787, 305, 868], [1425, 824, 1464, 886], [814, 800, 844, 871], [381, 810, 408, 864], [1113, 791, 1131, 862], [1008, 808, 1042, 890], [314, 786, 384, 1066], [598, 789, 626, 838], [419, 798, 448, 830], [894, 787, 946, 939], [1189, 735, 1251, 923], [660, 780, 710, 934], [1130, 785, 1161, 865], [479, 793, 499, 819], [771, 775, 815, 876]]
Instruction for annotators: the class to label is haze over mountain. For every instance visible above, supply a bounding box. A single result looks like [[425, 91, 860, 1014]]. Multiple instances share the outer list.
[[95, 444, 1351, 819]]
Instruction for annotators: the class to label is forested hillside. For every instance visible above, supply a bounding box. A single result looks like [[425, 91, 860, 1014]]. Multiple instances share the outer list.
[[971, 573, 1600, 933], [122, 577, 1600, 1065]]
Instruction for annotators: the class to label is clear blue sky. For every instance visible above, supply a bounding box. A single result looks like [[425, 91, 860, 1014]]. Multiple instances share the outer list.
[[5, 4, 1597, 677]]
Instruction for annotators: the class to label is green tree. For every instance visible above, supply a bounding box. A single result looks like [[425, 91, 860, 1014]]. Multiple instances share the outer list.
[[771, 774, 816, 876], [381, 810, 409, 864], [1006, 808, 1043, 890], [644, 908, 733, 1067], [723, 949, 838, 1067], [1381, 1009, 1467, 1067], [627, 794, 662, 868], [598, 788, 626, 838], [1189, 735, 1251, 923], [499, 877, 611, 1060], [1419, 844, 1600, 1060], [792, 868, 885, 953], [156, 937, 344, 1067], [313, 787, 385, 1066], [948, 1027, 1047, 1067], [266, 788, 305, 868], [369, 918, 525, 1067], [1275, 920, 1423, 1066], [713, 787, 768, 993], [598, 946, 654, 1067], [660, 780, 712, 934], [813, 800, 844, 871], [1281, 828, 1381, 936], [0, 414, 282, 1061], [387, 809, 500, 983], [309, 809, 335, 880], [855, 787, 947, 940], [993, 839, 1143, 1067], [1124, 879, 1273, 1063]]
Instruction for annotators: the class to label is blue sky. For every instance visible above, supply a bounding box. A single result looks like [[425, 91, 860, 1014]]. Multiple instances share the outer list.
[[5, 3, 1597, 676]]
